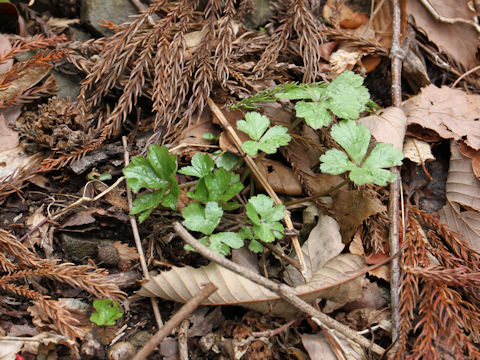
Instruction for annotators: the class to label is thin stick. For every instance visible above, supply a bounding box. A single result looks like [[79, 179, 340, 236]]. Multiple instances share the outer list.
[[178, 319, 190, 360], [173, 222, 386, 356], [389, 0, 404, 352], [132, 283, 218, 360], [122, 136, 163, 328], [208, 98, 308, 276], [451, 64, 480, 88]]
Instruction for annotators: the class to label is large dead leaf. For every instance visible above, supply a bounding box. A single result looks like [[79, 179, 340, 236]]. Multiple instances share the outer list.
[[138, 254, 365, 318], [284, 216, 344, 287], [359, 106, 406, 150], [407, 0, 479, 70], [402, 85, 480, 150], [302, 333, 364, 360], [333, 190, 386, 243], [0, 64, 52, 100], [256, 159, 302, 196], [439, 142, 480, 251]]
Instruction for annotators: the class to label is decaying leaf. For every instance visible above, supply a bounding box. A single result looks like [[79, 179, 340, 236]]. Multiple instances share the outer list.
[[439, 142, 480, 251], [333, 190, 386, 243], [138, 254, 365, 318], [407, 0, 479, 70], [402, 85, 480, 150], [284, 216, 344, 286], [359, 106, 406, 150], [302, 332, 364, 360], [403, 137, 435, 164], [256, 159, 302, 196]]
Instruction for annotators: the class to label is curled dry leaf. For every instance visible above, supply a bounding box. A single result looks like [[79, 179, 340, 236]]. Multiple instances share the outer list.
[[407, 0, 479, 70], [402, 85, 480, 150], [403, 137, 435, 164], [439, 142, 480, 251], [359, 106, 406, 150], [138, 254, 365, 318], [458, 142, 480, 179]]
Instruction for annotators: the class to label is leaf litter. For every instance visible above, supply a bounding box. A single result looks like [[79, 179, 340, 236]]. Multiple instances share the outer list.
[[0, 0, 479, 359]]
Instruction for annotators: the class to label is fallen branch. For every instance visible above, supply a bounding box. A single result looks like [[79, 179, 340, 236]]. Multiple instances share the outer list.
[[132, 282, 218, 360], [173, 222, 386, 356]]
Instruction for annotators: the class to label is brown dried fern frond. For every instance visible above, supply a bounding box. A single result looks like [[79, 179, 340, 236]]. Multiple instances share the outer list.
[[0, 229, 125, 341], [392, 211, 480, 359]]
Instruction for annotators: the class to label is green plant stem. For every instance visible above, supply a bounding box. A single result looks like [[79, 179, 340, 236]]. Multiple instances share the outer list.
[[284, 179, 349, 208]]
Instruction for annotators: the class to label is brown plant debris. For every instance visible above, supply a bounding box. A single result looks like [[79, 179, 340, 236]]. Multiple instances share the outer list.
[[0, 229, 125, 341]]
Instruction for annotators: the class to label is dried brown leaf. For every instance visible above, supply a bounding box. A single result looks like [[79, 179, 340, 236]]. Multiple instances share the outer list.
[[359, 106, 406, 150], [333, 190, 386, 243], [138, 254, 365, 318], [256, 158, 303, 196], [402, 85, 480, 150]]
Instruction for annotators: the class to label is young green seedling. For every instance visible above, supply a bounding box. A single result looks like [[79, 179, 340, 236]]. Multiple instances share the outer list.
[[90, 299, 124, 326]]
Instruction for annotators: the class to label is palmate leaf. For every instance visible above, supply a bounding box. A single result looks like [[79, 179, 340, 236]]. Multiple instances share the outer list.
[[245, 195, 285, 243], [237, 112, 291, 156], [182, 202, 223, 236], [295, 101, 331, 129], [320, 120, 404, 186], [179, 153, 214, 178], [325, 71, 370, 120]]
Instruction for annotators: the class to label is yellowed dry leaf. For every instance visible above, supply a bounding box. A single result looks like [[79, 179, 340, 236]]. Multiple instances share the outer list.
[[403, 137, 435, 164], [359, 106, 406, 150], [138, 254, 365, 318], [445, 142, 480, 211], [402, 85, 480, 150]]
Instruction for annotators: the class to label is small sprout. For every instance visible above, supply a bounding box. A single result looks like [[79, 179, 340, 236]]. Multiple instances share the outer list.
[[90, 299, 124, 326]]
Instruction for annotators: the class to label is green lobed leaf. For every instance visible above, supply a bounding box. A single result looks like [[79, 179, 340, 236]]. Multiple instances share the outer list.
[[248, 194, 285, 223], [179, 153, 215, 178], [214, 151, 240, 171], [319, 149, 353, 175], [330, 120, 370, 164], [147, 145, 177, 179], [209, 232, 244, 255], [182, 202, 223, 236], [325, 71, 370, 120], [161, 179, 180, 210], [237, 112, 270, 141], [257, 126, 291, 154], [295, 101, 331, 129], [123, 156, 168, 193], [362, 143, 404, 169], [275, 83, 327, 101], [248, 239, 264, 253], [188, 168, 244, 204], [130, 190, 164, 216], [242, 141, 261, 157], [90, 299, 124, 326]]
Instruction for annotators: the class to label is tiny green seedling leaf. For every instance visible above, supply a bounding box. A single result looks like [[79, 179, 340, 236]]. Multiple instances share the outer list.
[[204, 232, 244, 255], [90, 299, 124, 326], [182, 202, 223, 235], [320, 120, 404, 186], [245, 194, 285, 244], [202, 132, 220, 141], [237, 112, 291, 156], [179, 153, 214, 178]]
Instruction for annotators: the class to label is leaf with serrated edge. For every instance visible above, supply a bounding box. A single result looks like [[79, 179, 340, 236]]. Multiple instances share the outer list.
[[320, 149, 353, 175], [242, 140, 261, 157], [326, 71, 370, 120], [295, 101, 331, 129], [331, 120, 370, 164], [182, 202, 223, 236], [179, 153, 214, 178], [258, 126, 291, 154], [147, 145, 177, 179], [138, 254, 365, 318], [236, 112, 270, 141], [275, 83, 326, 101], [123, 157, 168, 193]]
